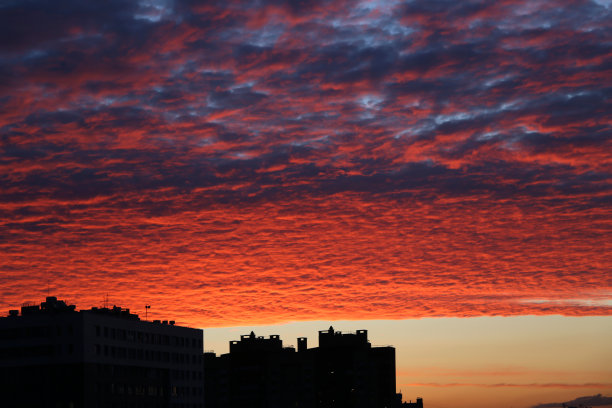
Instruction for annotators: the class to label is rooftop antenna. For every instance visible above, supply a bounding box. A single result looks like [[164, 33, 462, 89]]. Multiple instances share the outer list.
[[145, 305, 151, 321], [104, 293, 109, 309]]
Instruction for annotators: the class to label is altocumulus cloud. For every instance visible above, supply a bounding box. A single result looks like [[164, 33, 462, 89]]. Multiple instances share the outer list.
[[0, 0, 611, 326]]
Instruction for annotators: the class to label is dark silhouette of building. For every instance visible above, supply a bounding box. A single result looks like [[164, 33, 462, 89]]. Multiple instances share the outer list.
[[204, 331, 313, 408], [2, 297, 422, 408], [204, 326, 421, 408], [395, 394, 424, 408], [313, 326, 396, 408], [0, 296, 203, 408]]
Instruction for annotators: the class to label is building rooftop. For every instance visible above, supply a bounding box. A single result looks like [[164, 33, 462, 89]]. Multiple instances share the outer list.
[[3, 296, 174, 324], [318, 325, 371, 348], [8, 296, 77, 317]]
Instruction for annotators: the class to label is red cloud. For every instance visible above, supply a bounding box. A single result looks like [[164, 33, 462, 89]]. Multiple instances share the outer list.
[[0, 0, 610, 326]]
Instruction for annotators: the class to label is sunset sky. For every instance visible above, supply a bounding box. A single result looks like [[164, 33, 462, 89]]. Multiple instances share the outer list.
[[1, 0, 611, 407]]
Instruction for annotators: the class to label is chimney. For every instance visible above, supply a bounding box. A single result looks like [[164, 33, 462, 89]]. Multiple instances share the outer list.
[[297, 337, 307, 352]]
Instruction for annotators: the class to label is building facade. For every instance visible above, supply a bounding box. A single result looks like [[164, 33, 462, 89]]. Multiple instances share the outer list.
[[313, 327, 396, 408], [0, 296, 204, 408], [204, 331, 313, 408]]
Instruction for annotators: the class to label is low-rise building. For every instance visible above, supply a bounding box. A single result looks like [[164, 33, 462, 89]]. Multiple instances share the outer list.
[[0, 296, 204, 408]]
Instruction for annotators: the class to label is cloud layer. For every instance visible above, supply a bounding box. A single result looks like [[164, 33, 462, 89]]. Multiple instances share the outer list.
[[1, 0, 611, 326]]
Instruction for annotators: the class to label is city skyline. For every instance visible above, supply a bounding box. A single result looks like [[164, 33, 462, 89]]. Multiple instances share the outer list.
[[2, 296, 610, 408], [1, 0, 611, 407]]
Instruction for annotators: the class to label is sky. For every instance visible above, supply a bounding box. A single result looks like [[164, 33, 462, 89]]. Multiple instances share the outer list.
[[203, 317, 612, 408], [0, 0, 611, 407]]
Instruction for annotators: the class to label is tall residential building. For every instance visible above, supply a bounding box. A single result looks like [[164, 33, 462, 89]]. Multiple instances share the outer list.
[[314, 326, 396, 408], [204, 331, 313, 408], [0, 296, 204, 408]]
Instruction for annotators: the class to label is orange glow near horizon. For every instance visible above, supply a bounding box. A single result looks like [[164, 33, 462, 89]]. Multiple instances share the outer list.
[[1, 193, 611, 327]]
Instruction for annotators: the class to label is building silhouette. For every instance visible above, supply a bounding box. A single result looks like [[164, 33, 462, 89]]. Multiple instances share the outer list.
[[1, 297, 422, 408], [395, 394, 424, 408], [0, 296, 203, 408], [204, 331, 312, 408], [204, 326, 419, 408], [314, 327, 396, 408]]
